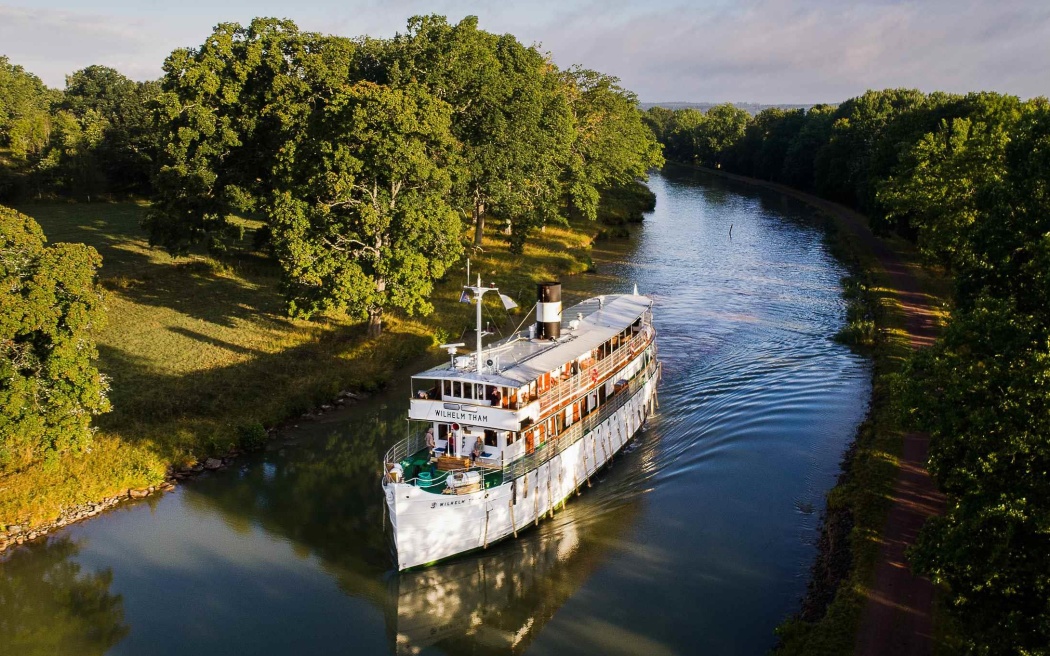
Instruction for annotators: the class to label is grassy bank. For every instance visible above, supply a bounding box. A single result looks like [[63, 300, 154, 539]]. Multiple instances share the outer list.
[[0, 198, 619, 531]]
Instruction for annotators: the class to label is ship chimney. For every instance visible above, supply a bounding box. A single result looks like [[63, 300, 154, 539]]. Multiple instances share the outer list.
[[536, 282, 562, 340]]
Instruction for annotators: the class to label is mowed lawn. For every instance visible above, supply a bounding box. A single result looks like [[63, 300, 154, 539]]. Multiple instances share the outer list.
[[1, 201, 595, 528]]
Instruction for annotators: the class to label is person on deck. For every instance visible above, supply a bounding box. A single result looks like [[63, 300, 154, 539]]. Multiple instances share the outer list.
[[425, 427, 436, 459], [471, 436, 484, 464], [488, 386, 503, 407]]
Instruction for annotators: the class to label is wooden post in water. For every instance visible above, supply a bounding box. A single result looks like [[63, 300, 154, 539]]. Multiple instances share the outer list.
[[591, 434, 599, 473], [534, 474, 540, 526], [547, 471, 554, 518], [560, 470, 567, 510], [509, 497, 517, 538]]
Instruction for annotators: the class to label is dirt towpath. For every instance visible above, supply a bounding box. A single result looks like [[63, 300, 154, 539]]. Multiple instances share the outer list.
[[700, 169, 944, 656]]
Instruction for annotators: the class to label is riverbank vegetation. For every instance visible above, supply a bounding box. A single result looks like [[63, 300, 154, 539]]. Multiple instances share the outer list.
[[0, 16, 661, 535], [648, 92, 1050, 654]]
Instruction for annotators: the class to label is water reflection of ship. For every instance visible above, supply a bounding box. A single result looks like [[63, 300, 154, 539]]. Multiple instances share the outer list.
[[387, 494, 640, 655]]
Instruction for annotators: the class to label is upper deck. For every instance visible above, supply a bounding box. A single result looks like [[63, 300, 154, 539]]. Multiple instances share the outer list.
[[410, 293, 653, 426], [415, 293, 651, 384]]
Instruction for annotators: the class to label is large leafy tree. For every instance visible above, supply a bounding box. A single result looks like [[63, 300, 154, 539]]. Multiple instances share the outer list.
[[390, 15, 574, 249], [0, 205, 109, 473], [0, 57, 54, 159], [878, 93, 1027, 269], [780, 104, 835, 190], [560, 67, 663, 221], [59, 65, 161, 194], [145, 18, 357, 254], [696, 103, 750, 169], [269, 81, 462, 336], [734, 107, 808, 181], [663, 104, 748, 169], [665, 108, 706, 163]]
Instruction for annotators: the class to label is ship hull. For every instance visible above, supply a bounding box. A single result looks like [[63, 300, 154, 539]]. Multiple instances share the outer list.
[[385, 365, 659, 571]]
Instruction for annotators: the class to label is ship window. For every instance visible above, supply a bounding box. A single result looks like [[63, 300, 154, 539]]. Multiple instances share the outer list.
[[452, 381, 462, 397], [476, 383, 485, 399], [464, 383, 474, 400], [484, 429, 497, 447], [443, 380, 452, 397]]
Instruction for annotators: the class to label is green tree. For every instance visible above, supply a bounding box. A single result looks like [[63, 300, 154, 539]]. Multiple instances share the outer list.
[[662, 104, 748, 169], [390, 15, 574, 249], [900, 297, 1050, 656], [145, 18, 357, 254], [665, 108, 705, 163], [813, 89, 935, 219], [0, 57, 53, 159], [781, 104, 835, 190], [642, 106, 676, 143], [268, 81, 462, 336], [734, 107, 807, 181], [696, 103, 750, 169], [560, 67, 664, 221], [60, 66, 161, 194], [878, 93, 1026, 268], [0, 205, 109, 472]]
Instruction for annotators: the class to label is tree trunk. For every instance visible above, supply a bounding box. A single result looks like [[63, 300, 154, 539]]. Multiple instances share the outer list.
[[367, 306, 383, 338], [473, 201, 485, 246]]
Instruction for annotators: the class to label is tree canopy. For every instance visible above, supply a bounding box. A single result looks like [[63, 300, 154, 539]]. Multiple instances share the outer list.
[[269, 81, 463, 336], [0, 205, 109, 473], [389, 15, 577, 249], [140, 14, 660, 332]]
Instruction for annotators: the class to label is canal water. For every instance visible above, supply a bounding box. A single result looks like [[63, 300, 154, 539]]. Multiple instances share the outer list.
[[0, 166, 871, 655]]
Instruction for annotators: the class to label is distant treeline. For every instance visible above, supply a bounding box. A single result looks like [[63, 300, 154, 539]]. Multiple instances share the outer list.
[[0, 58, 159, 199], [646, 91, 1050, 655], [640, 101, 812, 115]]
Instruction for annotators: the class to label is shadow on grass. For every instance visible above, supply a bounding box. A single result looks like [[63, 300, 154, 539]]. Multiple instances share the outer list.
[[95, 323, 433, 459], [103, 251, 293, 329]]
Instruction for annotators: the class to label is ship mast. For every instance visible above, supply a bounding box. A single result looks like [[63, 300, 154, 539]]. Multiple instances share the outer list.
[[463, 275, 516, 374]]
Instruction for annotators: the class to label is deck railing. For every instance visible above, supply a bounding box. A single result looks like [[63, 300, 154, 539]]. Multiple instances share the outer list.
[[383, 428, 427, 470], [534, 322, 655, 414], [502, 355, 660, 481]]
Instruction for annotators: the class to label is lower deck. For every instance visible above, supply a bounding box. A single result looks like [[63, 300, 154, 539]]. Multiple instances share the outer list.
[[395, 451, 504, 493]]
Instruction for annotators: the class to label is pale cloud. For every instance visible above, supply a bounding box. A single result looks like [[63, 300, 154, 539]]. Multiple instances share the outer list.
[[1, 0, 1047, 103]]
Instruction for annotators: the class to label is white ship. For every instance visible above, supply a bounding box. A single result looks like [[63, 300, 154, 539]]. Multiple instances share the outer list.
[[382, 279, 660, 570]]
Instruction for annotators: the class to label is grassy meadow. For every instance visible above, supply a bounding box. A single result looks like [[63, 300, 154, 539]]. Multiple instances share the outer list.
[[0, 201, 598, 529]]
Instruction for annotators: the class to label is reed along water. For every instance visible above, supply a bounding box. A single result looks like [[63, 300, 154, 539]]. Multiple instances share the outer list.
[[0, 166, 871, 655]]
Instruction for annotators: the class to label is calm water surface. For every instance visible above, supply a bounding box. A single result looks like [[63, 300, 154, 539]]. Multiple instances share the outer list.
[[0, 167, 870, 655]]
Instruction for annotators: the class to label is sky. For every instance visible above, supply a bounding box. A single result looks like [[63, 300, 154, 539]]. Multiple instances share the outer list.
[[1, 0, 1048, 104]]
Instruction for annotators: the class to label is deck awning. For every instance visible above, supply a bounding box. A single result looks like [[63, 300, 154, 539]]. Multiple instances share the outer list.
[[413, 293, 652, 388], [497, 294, 651, 384]]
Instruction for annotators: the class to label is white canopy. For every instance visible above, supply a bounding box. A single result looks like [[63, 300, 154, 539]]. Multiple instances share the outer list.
[[414, 293, 652, 388]]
